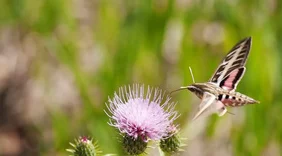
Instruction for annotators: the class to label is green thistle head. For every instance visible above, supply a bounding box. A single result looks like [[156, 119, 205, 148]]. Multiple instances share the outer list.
[[122, 135, 148, 155], [160, 134, 181, 154], [67, 136, 101, 156], [160, 125, 181, 154]]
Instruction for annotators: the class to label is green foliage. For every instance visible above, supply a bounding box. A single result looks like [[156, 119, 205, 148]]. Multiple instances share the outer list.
[[1, 0, 281, 155]]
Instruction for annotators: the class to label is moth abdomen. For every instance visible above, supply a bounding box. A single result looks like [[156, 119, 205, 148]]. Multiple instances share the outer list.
[[219, 92, 259, 107]]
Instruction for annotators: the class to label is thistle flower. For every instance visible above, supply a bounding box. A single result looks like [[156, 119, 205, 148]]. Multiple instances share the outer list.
[[67, 136, 101, 156], [106, 84, 178, 155]]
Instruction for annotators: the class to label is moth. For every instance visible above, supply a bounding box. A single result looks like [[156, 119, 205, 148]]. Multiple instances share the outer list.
[[173, 37, 259, 120]]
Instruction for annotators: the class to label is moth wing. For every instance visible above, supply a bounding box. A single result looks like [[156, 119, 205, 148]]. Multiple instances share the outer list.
[[210, 37, 251, 90], [192, 93, 228, 120], [219, 67, 246, 91], [192, 92, 216, 121]]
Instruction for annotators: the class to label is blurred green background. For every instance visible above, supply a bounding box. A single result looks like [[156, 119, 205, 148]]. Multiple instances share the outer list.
[[0, 0, 281, 155]]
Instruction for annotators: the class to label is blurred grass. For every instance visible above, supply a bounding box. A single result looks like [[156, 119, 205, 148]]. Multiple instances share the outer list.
[[0, 0, 282, 155]]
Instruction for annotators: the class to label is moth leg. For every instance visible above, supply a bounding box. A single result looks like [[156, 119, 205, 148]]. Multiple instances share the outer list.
[[217, 107, 227, 116], [214, 101, 227, 116]]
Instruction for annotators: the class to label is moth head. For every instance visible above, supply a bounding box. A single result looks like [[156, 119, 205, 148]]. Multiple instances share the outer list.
[[186, 85, 204, 99], [169, 84, 203, 99]]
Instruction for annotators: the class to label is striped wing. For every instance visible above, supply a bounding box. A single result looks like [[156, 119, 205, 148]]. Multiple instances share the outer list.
[[210, 37, 252, 91]]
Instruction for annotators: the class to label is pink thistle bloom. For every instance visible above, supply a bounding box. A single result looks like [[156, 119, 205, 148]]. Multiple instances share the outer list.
[[106, 84, 178, 142]]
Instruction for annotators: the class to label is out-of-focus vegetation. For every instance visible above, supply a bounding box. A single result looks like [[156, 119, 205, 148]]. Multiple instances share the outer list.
[[0, 0, 281, 155]]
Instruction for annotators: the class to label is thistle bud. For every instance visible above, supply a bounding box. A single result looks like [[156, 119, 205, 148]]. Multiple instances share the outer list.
[[160, 125, 181, 154], [160, 134, 181, 154], [67, 136, 100, 156]]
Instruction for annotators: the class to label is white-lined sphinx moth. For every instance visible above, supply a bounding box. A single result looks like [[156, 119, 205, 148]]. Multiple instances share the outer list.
[[175, 37, 259, 120]]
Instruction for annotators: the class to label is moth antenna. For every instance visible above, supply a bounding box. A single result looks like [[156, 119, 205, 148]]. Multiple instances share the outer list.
[[170, 66, 194, 95], [189, 66, 195, 83]]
